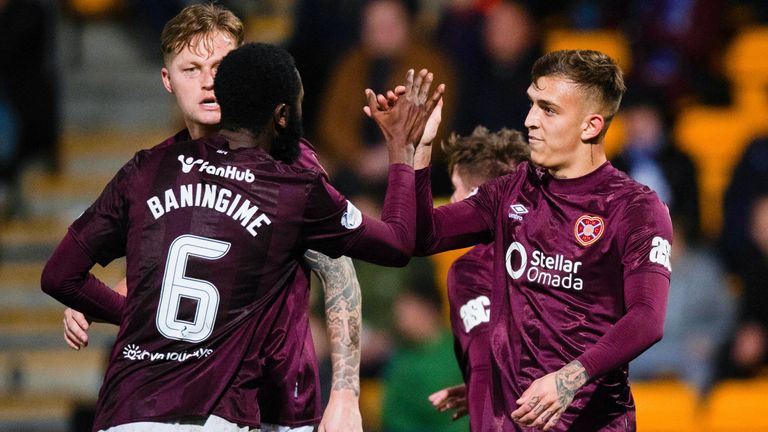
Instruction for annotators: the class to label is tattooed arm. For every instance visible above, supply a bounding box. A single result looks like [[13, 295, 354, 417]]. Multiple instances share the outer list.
[[303, 250, 363, 432], [510, 360, 589, 431]]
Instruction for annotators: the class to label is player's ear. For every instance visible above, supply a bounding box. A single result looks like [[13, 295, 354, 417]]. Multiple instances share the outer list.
[[161, 68, 173, 94], [581, 113, 605, 142], [273, 103, 288, 130]]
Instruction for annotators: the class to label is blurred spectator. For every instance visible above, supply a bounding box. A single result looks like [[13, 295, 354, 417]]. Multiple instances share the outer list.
[[381, 274, 467, 432], [622, 0, 729, 105], [732, 0, 768, 24], [717, 195, 768, 379], [0, 0, 59, 216], [438, 0, 540, 136], [288, 0, 365, 138], [720, 136, 768, 274], [630, 216, 734, 395], [0, 86, 17, 217], [317, 0, 456, 201], [611, 89, 701, 240]]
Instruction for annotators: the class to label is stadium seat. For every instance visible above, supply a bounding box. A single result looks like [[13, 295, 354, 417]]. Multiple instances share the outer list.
[[631, 379, 700, 432], [702, 378, 768, 431], [544, 29, 632, 73], [604, 114, 625, 159], [724, 26, 768, 113], [66, 0, 123, 18], [673, 106, 758, 239], [360, 378, 383, 431]]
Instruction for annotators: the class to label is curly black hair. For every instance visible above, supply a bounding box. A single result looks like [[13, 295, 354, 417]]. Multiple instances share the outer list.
[[215, 42, 302, 162]]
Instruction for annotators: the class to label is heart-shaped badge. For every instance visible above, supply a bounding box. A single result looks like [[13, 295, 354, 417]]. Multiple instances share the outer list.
[[574, 215, 605, 246]]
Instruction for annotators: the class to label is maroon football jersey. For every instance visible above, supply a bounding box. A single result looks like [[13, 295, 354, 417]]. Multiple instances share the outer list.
[[417, 161, 673, 431], [70, 134, 367, 429], [212, 139, 326, 426], [447, 243, 493, 432]]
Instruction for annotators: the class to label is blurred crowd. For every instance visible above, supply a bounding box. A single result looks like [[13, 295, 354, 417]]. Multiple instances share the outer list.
[[3, 0, 768, 430]]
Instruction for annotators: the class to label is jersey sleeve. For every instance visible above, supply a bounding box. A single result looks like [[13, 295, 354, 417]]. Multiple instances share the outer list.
[[414, 167, 497, 256], [69, 154, 140, 265], [617, 192, 674, 279], [576, 192, 673, 379], [302, 164, 415, 266]]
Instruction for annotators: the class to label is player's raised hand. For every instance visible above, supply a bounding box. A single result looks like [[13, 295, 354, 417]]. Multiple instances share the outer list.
[[63, 308, 91, 350], [363, 68, 445, 165], [428, 383, 468, 420]]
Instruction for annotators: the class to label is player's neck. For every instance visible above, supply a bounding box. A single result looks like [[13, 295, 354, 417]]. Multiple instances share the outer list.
[[218, 128, 272, 151], [548, 146, 607, 179], [187, 123, 219, 140]]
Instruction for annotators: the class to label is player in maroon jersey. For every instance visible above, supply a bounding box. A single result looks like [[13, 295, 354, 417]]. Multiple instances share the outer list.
[[42, 43, 443, 431], [425, 126, 530, 431], [59, 5, 365, 431], [409, 50, 672, 431]]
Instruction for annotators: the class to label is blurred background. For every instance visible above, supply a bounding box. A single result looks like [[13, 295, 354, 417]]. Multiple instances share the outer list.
[[2, 0, 768, 430]]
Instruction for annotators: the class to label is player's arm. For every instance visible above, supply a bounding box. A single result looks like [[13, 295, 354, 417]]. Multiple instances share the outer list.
[[42, 232, 125, 325], [63, 278, 127, 350], [370, 75, 489, 256], [313, 69, 442, 266], [304, 250, 363, 432], [513, 201, 673, 431]]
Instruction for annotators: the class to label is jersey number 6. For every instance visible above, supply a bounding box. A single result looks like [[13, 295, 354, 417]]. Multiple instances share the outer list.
[[156, 234, 231, 342]]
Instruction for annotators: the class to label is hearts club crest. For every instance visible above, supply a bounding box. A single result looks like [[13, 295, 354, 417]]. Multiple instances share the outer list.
[[574, 215, 605, 246]]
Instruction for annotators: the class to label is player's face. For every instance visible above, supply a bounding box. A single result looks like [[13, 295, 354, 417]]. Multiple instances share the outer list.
[[161, 31, 237, 139], [450, 167, 474, 204], [524, 75, 592, 175]]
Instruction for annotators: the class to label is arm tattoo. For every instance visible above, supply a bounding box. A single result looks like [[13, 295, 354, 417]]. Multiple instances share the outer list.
[[304, 250, 361, 396], [555, 360, 589, 409]]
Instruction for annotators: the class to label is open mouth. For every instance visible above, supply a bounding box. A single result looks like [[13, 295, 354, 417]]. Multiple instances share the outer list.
[[201, 97, 219, 108]]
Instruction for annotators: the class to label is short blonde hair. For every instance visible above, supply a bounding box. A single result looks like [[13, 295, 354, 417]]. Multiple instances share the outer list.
[[160, 3, 244, 63]]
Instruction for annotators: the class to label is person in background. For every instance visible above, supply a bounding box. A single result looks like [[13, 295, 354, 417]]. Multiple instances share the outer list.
[[631, 215, 734, 395], [317, 0, 456, 203], [427, 126, 530, 431]]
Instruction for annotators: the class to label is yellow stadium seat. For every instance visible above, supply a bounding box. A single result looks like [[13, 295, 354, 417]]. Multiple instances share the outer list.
[[673, 106, 757, 239], [544, 29, 632, 73], [702, 379, 768, 431], [631, 379, 700, 432], [604, 114, 626, 159], [725, 26, 768, 109], [66, 0, 122, 18], [360, 378, 383, 431], [431, 247, 472, 321]]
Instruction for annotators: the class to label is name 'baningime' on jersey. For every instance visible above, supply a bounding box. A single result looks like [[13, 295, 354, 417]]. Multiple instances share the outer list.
[[50, 133, 413, 430], [415, 161, 673, 431], [154, 130, 324, 428]]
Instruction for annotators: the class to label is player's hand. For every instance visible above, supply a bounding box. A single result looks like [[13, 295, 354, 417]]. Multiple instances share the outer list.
[[318, 389, 362, 432], [63, 308, 91, 350], [114, 277, 128, 296], [428, 383, 468, 420], [511, 360, 588, 431], [414, 97, 443, 170], [419, 97, 443, 147], [363, 68, 444, 165]]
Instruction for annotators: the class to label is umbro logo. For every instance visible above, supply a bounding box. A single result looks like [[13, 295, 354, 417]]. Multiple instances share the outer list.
[[508, 203, 528, 221]]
